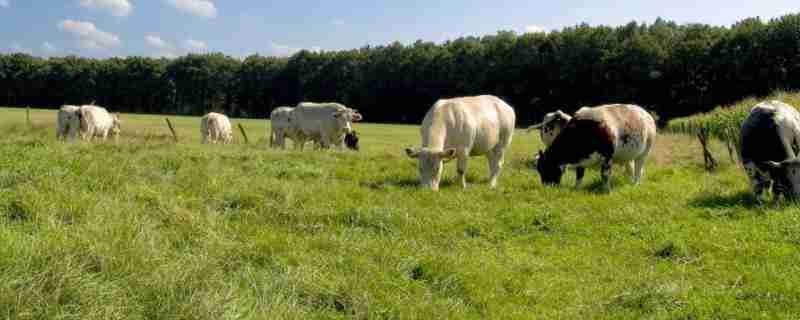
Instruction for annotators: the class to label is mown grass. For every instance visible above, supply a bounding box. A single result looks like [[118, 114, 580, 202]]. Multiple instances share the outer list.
[[2, 107, 800, 319]]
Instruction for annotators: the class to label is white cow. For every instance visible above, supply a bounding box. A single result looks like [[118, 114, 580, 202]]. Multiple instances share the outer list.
[[291, 102, 363, 150], [201, 112, 233, 144], [269, 106, 303, 149], [405, 95, 516, 191], [77, 105, 121, 142], [740, 100, 800, 201], [57, 105, 82, 140]]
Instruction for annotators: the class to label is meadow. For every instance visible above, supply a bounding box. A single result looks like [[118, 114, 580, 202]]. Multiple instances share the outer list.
[[1, 106, 800, 319]]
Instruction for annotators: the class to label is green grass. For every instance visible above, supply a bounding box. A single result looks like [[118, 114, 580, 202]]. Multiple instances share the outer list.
[[2, 107, 800, 319], [665, 91, 800, 140]]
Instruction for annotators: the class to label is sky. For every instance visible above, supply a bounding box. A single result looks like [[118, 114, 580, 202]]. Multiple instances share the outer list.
[[0, 0, 799, 59]]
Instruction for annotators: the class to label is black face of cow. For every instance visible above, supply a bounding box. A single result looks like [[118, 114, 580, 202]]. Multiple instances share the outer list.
[[345, 131, 359, 151], [536, 150, 563, 185]]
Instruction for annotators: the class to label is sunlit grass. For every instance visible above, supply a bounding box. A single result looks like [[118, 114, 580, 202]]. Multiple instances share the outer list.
[[1, 107, 800, 319]]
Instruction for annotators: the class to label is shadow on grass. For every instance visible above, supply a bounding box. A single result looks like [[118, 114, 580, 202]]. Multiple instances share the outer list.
[[690, 191, 760, 209], [361, 177, 418, 190]]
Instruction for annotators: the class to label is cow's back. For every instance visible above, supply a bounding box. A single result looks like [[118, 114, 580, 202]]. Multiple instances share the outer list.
[[421, 95, 515, 154], [558, 104, 655, 164], [741, 101, 800, 164]]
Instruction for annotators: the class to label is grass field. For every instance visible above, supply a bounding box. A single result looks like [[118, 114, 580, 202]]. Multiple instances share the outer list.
[[2, 107, 800, 319]]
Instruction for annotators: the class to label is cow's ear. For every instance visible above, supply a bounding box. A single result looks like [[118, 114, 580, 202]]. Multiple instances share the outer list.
[[440, 148, 457, 160], [405, 148, 420, 158]]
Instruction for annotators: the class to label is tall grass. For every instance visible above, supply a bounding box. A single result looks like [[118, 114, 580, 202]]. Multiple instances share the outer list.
[[666, 91, 800, 140]]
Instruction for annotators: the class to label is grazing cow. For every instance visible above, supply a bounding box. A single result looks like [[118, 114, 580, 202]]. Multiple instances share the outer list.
[[77, 105, 121, 142], [344, 130, 359, 151], [536, 104, 656, 192], [201, 112, 233, 144], [527, 110, 572, 147], [291, 102, 363, 150], [405, 95, 516, 191], [57, 105, 82, 140], [270, 106, 301, 149], [740, 100, 800, 201]]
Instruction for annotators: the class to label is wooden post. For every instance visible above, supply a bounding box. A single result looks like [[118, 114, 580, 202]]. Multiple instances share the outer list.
[[238, 123, 249, 144], [165, 118, 178, 142], [26, 106, 30, 126], [698, 127, 718, 171]]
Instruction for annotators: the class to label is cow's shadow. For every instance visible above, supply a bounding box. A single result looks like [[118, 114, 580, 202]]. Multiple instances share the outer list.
[[689, 191, 761, 210]]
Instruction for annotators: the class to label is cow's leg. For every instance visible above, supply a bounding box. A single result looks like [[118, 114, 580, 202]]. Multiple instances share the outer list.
[[633, 157, 646, 185], [575, 167, 586, 190], [457, 153, 469, 189], [600, 158, 613, 193], [487, 149, 504, 189], [626, 161, 635, 177]]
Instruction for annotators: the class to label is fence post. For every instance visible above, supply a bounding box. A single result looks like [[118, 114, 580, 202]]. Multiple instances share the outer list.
[[698, 127, 718, 171], [26, 106, 31, 126], [165, 118, 178, 142], [238, 123, 249, 144]]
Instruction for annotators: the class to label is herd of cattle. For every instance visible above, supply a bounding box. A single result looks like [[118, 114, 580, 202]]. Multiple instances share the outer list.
[[52, 95, 800, 201]]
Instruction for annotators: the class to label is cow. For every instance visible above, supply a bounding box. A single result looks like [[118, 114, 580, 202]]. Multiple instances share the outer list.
[[77, 105, 121, 142], [270, 106, 301, 149], [536, 104, 656, 192], [740, 100, 800, 202], [405, 95, 516, 191], [57, 105, 82, 140], [344, 130, 359, 151], [529, 109, 636, 175], [201, 112, 233, 144], [290, 102, 363, 150], [527, 110, 572, 147]]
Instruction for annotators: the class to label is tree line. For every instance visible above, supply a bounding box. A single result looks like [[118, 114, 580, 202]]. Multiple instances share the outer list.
[[2, 14, 800, 125]]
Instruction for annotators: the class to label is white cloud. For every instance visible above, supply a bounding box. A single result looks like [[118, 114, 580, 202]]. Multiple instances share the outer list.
[[0, 0, 9, 8], [58, 19, 122, 50], [270, 42, 299, 56], [79, 0, 132, 17], [167, 0, 217, 18], [184, 39, 207, 51], [9, 43, 33, 54], [332, 19, 345, 26], [145, 34, 173, 49], [42, 42, 57, 52], [525, 25, 546, 34]]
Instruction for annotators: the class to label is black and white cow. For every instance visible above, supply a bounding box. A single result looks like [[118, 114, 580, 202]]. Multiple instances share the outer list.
[[740, 100, 800, 201], [536, 104, 657, 192]]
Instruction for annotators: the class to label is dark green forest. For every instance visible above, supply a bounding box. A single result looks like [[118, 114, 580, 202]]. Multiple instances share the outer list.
[[2, 14, 800, 125]]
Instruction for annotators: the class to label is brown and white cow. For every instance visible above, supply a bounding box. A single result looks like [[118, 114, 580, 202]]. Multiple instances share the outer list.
[[405, 95, 516, 191], [536, 104, 656, 192], [740, 100, 800, 201], [527, 110, 572, 147]]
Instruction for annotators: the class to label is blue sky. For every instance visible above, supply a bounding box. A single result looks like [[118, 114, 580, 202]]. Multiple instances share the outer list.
[[1, 0, 799, 59]]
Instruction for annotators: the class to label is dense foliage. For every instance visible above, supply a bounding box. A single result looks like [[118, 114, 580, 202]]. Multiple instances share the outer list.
[[3, 14, 800, 124]]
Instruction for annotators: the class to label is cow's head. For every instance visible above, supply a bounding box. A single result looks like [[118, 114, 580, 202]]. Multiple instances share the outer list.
[[763, 158, 800, 199], [529, 110, 572, 146], [111, 113, 122, 135], [536, 150, 564, 186], [405, 147, 457, 191], [345, 130, 359, 151], [333, 109, 359, 133]]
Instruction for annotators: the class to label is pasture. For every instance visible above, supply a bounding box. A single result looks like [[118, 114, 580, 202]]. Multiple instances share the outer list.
[[1, 107, 800, 319]]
